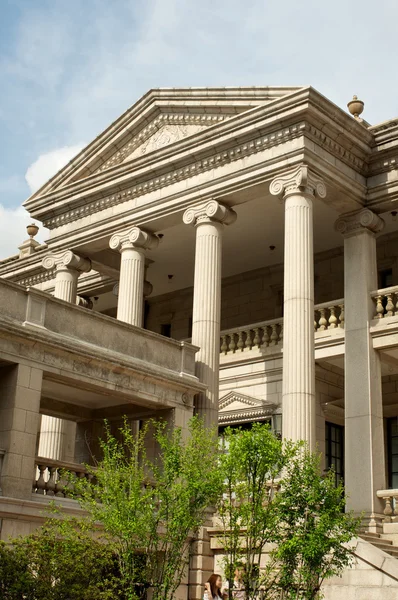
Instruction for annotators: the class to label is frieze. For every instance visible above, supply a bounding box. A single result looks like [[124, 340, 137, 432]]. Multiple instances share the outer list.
[[43, 120, 368, 229]]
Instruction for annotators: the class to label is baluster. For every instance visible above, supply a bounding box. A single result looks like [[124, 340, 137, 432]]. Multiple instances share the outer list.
[[229, 333, 237, 353], [237, 330, 245, 352], [338, 304, 344, 328], [55, 469, 66, 497], [75, 471, 86, 499], [262, 326, 270, 347], [36, 465, 47, 495], [375, 295, 384, 319], [46, 466, 57, 496], [221, 335, 228, 355], [253, 328, 261, 348], [328, 306, 338, 329], [383, 496, 393, 523], [386, 294, 394, 317], [395, 293, 398, 315], [318, 308, 327, 331], [314, 316, 318, 332], [245, 329, 253, 350], [279, 323, 283, 344], [270, 324, 278, 346]]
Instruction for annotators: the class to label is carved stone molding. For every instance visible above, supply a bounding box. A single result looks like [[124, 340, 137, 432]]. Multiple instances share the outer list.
[[334, 208, 385, 236], [42, 250, 91, 273], [269, 165, 327, 199], [14, 269, 56, 287], [109, 226, 159, 253], [95, 113, 230, 174], [183, 200, 237, 227]]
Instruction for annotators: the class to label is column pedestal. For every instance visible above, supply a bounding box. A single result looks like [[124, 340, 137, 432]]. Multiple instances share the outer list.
[[183, 200, 236, 430], [270, 166, 326, 449]]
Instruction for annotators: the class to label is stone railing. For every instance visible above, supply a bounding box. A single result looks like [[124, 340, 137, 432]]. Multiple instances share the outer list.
[[314, 299, 344, 332], [371, 285, 398, 319], [220, 318, 283, 354], [220, 299, 344, 355], [376, 489, 398, 522], [33, 457, 94, 498]]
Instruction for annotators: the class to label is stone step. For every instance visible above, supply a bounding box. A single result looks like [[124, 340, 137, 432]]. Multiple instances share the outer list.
[[360, 534, 393, 546]]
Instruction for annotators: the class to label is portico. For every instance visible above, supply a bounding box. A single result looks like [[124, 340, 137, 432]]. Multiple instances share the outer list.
[[2, 86, 398, 597]]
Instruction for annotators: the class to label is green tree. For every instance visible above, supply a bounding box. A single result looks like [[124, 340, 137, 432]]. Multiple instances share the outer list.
[[271, 448, 361, 600], [217, 423, 291, 600], [72, 416, 222, 600], [0, 514, 120, 600]]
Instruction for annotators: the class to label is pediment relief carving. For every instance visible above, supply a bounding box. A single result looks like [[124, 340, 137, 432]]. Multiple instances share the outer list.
[[219, 391, 277, 412], [95, 113, 230, 175]]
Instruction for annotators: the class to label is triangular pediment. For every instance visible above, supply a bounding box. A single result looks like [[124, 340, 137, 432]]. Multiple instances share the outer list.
[[219, 391, 278, 425], [24, 86, 304, 202]]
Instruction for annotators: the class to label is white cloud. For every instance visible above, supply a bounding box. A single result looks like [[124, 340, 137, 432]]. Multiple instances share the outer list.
[[0, 204, 49, 260], [25, 144, 85, 194]]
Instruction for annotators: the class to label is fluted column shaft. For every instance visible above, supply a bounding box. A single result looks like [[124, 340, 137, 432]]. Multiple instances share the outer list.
[[184, 200, 236, 429], [335, 209, 386, 526], [54, 267, 79, 302], [270, 166, 326, 449], [109, 227, 158, 327], [41, 250, 91, 460], [118, 245, 145, 326]]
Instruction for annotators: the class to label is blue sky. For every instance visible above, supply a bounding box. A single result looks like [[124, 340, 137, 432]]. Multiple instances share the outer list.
[[1, 0, 397, 256]]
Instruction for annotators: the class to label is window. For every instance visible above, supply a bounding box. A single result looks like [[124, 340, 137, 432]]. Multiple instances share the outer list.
[[380, 268, 393, 289], [387, 417, 398, 489], [325, 422, 344, 486], [160, 323, 171, 338]]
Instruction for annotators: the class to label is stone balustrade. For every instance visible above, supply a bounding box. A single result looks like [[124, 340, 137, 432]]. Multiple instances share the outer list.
[[371, 286, 398, 319], [219, 299, 344, 355], [314, 299, 344, 332], [220, 318, 283, 355], [33, 457, 94, 498], [376, 489, 398, 522]]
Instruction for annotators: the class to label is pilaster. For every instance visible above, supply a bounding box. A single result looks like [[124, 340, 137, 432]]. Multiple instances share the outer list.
[[109, 227, 158, 326], [335, 208, 386, 527], [183, 200, 236, 429], [270, 166, 326, 449]]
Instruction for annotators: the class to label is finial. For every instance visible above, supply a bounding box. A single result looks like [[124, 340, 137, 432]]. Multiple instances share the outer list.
[[347, 95, 364, 121], [26, 223, 39, 239]]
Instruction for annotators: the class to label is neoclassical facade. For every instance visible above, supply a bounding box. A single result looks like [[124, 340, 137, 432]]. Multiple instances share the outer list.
[[2, 87, 398, 597]]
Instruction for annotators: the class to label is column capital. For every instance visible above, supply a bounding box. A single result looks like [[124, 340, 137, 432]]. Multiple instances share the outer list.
[[270, 165, 327, 199], [334, 209, 385, 236], [183, 200, 237, 227], [109, 226, 159, 253], [42, 250, 91, 273]]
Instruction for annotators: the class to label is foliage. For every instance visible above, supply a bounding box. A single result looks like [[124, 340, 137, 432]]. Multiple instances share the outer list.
[[71, 415, 222, 600], [0, 514, 121, 600], [271, 448, 361, 600], [217, 422, 293, 600]]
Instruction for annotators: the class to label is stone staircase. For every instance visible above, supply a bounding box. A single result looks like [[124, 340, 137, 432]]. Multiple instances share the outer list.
[[360, 531, 398, 558]]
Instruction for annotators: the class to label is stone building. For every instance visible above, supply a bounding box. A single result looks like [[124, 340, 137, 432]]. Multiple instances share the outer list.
[[1, 86, 398, 597]]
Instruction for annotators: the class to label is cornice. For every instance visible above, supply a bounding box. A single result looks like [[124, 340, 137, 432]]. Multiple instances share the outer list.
[[219, 408, 276, 424], [41, 117, 369, 230], [26, 87, 372, 222], [13, 269, 56, 287]]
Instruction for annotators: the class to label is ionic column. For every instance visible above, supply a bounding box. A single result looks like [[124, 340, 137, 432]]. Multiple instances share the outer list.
[[41, 250, 91, 460], [335, 209, 385, 528], [183, 200, 237, 429], [42, 250, 91, 303], [270, 166, 326, 449], [109, 227, 158, 327]]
